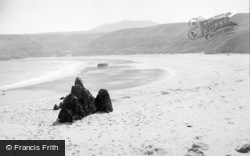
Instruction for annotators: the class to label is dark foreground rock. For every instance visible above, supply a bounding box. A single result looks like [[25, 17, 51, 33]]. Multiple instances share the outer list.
[[71, 84, 96, 114], [57, 77, 113, 123], [59, 102, 63, 108], [95, 89, 113, 113], [235, 143, 250, 153], [58, 107, 73, 122], [74, 77, 84, 88]]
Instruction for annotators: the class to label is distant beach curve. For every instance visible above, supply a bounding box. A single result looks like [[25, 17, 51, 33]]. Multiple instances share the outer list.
[[0, 60, 85, 91], [0, 57, 170, 104]]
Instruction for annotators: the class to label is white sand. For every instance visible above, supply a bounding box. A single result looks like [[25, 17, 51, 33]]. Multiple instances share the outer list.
[[0, 54, 249, 156]]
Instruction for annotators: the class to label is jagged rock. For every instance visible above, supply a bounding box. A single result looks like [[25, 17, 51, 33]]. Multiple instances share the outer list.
[[71, 85, 96, 114], [95, 89, 113, 112], [235, 143, 250, 153], [58, 107, 73, 123], [53, 104, 60, 110], [57, 77, 113, 123], [58, 93, 88, 121], [57, 77, 96, 122], [59, 102, 63, 108], [75, 77, 84, 88]]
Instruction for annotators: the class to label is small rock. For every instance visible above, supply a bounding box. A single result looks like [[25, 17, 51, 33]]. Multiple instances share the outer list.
[[192, 142, 209, 151], [185, 142, 208, 156], [60, 97, 65, 100], [144, 150, 154, 155], [235, 143, 250, 153], [97, 63, 108, 68], [186, 148, 205, 156], [53, 104, 60, 110], [161, 91, 169, 95]]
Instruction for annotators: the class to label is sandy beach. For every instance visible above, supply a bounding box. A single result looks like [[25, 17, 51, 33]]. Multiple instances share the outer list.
[[0, 54, 249, 156]]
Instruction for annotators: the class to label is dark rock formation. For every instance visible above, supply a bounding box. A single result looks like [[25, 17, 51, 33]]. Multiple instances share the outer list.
[[235, 143, 250, 153], [58, 107, 73, 122], [71, 83, 96, 114], [53, 104, 60, 110], [59, 102, 63, 108], [57, 93, 86, 122], [75, 77, 84, 88], [95, 89, 113, 113], [57, 77, 112, 123]]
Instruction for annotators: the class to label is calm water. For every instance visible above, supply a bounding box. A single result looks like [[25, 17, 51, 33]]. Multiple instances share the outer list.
[[0, 57, 167, 104]]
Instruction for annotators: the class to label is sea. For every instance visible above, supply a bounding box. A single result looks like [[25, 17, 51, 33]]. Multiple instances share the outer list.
[[0, 57, 167, 104]]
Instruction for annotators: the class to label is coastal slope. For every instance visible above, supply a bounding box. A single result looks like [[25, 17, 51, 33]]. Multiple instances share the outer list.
[[87, 13, 249, 55], [0, 13, 249, 60]]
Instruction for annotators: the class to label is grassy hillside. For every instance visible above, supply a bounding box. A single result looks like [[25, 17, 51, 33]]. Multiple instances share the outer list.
[[86, 13, 249, 55], [0, 13, 248, 60], [0, 33, 104, 60]]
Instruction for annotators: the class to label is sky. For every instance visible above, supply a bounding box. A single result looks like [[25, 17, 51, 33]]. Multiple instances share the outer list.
[[0, 0, 249, 34]]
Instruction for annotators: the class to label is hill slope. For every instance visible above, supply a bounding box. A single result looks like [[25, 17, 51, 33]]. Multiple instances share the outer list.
[[0, 33, 104, 60], [86, 13, 249, 55], [0, 13, 248, 60], [88, 20, 158, 33]]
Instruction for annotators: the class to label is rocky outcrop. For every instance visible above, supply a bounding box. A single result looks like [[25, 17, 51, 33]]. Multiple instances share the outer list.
[[95, 89, 113, 113], [59, 102, 63, 108], [58, 107, 74, 122], [57, 77, 113, 123], [71, 84, 96, 114], [74, 77, 84, 88]]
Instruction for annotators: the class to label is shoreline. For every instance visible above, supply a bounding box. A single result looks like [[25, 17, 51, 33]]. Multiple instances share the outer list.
[[0, 54, 249, 156], [0, 60, 85, 91], [0, 57, 169, 105]]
